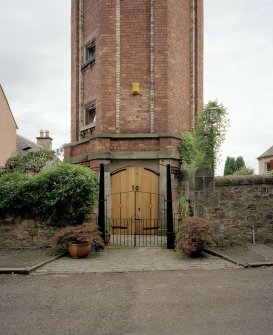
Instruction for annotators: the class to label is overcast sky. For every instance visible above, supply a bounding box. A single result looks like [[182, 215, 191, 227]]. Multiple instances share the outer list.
[[0, 0, 272, 175]]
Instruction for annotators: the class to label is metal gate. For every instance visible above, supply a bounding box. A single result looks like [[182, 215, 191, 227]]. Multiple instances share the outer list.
[[98, 164, 176, 249], [105, 190, 168, 247]]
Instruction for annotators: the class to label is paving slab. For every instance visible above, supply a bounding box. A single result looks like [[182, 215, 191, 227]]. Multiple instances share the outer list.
[[206, 243, 273, 267], [4, 244, 272, 275], [33, 247, 239, 275], [0, 249, 63, 274]]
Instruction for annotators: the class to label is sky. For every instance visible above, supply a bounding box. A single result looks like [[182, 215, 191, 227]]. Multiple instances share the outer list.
[[0, 0, 272, 175]]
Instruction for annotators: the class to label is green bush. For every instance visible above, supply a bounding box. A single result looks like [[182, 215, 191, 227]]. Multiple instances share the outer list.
[[232, 166, 254, 176], [0, 173, 30, 214], [180, 100, 229, 174], [0, 163, 98, 226], [5, 150, 56, 173]]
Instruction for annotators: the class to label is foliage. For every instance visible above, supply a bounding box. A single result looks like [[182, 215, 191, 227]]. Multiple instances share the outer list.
[[224, 156, 247, 175], [52, 222, 105, 251], [32, 163, 98, 225], [0, 163, 98, 226], [179, 184, 192, 218], [224, 156, 237, 175], [0, 173, 30, 214], [232, 166, 254, 176], [236, 156, 246, 170], [180, 100, 229, 173], [175, 216, 214, 251], [5, 150, 56, 174], [215, 175, 263, 186], [179, 132, 197, 169]]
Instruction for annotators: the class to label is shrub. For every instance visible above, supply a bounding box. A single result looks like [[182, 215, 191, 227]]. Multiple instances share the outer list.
[[0, 163, 98, 226], [232, 166, 254, 176], [5, 150, 56, 174], [0, 173, 31, 214], [52, 222, 105, 251], [175, 216, 214, 251], [32, 163, 98, 226]]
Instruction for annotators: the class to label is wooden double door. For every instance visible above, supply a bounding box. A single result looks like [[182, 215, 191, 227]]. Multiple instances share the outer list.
[[111, 166, 159, 235]]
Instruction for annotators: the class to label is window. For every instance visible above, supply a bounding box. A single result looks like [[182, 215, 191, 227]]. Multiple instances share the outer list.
[[86, 42, 96, 62], [81, 40, 96, 71], [85, 103, 96, 125]]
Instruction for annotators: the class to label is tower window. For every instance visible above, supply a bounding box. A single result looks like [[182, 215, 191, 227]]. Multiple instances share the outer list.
[[85, 104, 96, 125], [81, 40, 96, 71], [86, 40, 96, 63]]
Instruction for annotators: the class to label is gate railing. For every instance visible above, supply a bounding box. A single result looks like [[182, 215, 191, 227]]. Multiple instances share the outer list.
[[102, 217, 182, 248], [107, 218, 167, 247]]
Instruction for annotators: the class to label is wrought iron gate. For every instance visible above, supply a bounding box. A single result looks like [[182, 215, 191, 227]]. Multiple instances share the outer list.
[[98, 164, 176, 249], [105, 190, 168, 247]]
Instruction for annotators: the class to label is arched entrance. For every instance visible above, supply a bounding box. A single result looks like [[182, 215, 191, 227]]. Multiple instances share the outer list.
[[107, 166, 166, 245]]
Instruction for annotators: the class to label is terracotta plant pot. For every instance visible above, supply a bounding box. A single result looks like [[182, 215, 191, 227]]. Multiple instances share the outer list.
[[68, 241, 91, 258], [182, 240, 204, 257]]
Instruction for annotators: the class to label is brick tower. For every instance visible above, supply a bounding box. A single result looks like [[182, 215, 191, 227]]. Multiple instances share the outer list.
[[65, 0, 203, 221]]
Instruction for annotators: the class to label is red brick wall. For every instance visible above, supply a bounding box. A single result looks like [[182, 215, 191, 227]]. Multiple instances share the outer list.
[[66, 136, 181, 165], [196, 0, 204, 114], [154, 0, 168, 134], [71, 0, 79, 142], [69, 0, 203, 158], [110, 138, 159, 152], [82, 0, 102, 134], [82, 160, 100, 172], [167, 0, 191, 134], [100, 0, 116, 133], [119, 0, 151, 133]]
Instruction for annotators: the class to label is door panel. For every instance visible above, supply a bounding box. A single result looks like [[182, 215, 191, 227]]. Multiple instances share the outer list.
[[111, 166, 159, 235]]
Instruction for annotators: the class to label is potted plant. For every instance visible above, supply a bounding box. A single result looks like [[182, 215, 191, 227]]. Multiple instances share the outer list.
[[102, 230, 111, 246], [53, 222, 105, 258], [175, 216, 214, 257]]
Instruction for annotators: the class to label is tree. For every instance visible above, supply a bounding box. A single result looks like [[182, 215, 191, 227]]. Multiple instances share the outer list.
[[236, 156, 246, 170], [180, 100, 229, 174], [224, 157, 231, 176], [224, 156, 237, 175], [223, 156, 248, 175]]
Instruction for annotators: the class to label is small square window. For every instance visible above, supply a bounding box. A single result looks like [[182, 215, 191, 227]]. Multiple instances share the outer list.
[[86, 104, 96, 125]]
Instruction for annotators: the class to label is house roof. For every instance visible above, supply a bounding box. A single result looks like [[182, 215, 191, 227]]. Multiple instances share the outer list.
[[0, 84, 18, 129], [16, 134, 43, 152], [257, 145, 273, 159]]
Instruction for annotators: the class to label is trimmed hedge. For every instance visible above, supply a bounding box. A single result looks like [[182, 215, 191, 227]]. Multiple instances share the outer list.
[[215, 174, 273, 186], [0, 163, 98, 226]]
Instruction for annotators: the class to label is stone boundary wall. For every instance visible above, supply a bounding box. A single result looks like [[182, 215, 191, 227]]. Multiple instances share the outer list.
[[189, 167, 273, 247], [0, 216, 58, 248]]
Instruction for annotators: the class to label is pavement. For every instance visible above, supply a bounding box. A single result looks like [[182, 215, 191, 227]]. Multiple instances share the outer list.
[[206, 243, 273, 267], [1, 243, 273, 274]]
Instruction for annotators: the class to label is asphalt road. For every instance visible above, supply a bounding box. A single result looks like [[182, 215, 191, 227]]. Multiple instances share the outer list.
[[1, 268, 273, 335]]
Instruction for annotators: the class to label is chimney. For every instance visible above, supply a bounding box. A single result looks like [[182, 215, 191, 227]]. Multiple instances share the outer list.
[[36, 129, 53, 150]]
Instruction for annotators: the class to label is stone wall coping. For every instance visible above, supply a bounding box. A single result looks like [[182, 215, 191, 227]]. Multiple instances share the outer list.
[[215, 175, 273, 186]]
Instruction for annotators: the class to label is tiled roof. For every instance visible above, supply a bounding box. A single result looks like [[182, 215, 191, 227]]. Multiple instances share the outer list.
[[258, 145, 273, 159], [16, 134, 43, 152]]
